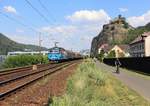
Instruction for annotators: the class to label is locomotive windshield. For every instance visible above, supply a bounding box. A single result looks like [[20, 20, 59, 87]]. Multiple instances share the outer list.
[[49, 47, 60, 53]]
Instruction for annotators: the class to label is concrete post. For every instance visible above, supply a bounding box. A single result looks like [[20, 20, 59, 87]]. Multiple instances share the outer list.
[[32, 65, 37, 71]]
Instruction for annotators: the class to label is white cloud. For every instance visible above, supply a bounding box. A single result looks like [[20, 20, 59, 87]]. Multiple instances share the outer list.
[[3, 6, 17, 14], [40, 25, 77, 37], [119, 8, 128, 12], [127, 10, 150, 27], [39, 9, 111, 50], [66, 9, 111, 23], [1, 9, 111, 51], [39, 24, 101, 51]]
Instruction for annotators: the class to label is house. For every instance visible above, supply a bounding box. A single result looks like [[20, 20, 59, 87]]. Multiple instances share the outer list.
[[98, 44, 109, 54], [98, 44, 129, 58], [98, 44, 113, 56], [129, 32, 150, 57], [110, 45, 130, 57]]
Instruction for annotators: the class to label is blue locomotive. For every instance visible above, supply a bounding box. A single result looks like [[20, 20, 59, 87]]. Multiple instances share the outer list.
[[48, 47, 82, 62], [48, 47, 66, 61]]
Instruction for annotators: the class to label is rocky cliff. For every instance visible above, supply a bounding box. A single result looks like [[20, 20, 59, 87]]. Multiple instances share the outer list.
[[90, 15, 133, 57]]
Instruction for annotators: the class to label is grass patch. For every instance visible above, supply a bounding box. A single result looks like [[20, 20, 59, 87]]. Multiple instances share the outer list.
[[49, 59, 150, 106]]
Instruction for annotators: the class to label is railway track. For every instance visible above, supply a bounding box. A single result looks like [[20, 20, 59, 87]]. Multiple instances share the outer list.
[[0, 63, 50, 76], [0, 64, 58, 85], [0, 60, 77, 100]]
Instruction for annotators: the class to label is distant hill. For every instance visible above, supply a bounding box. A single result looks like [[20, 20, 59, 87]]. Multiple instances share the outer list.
[[0, 33, 48, 55]]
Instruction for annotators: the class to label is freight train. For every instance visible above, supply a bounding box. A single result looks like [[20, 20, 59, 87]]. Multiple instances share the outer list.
[[48, 47, 82, 62]]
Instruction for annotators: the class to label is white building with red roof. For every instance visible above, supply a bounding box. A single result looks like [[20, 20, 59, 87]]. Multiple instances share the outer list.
[[98, 43, 130, 57], [110, 45, 130, 57], [129, 32, 150, 57]]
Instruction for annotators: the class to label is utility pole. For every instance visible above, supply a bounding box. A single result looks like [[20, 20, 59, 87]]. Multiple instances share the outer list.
[[39, 32, 43, 64], [39, 32, 42, 54], [54, 42, 59, 47]]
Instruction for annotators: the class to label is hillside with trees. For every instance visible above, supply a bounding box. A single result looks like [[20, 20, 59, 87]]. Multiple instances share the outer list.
[[0, 33, 48, 55], [122, 23, 150, 44]]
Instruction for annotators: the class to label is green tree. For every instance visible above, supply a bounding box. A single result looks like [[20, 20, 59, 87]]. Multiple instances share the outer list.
[[121, 23, 150, 44], [97, 50, 105, 62], [107, 50, 116, 58], [123, 21, 129, 29]]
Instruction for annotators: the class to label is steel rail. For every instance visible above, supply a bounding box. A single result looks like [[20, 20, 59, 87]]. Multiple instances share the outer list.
[[0, 61, 76, 100]]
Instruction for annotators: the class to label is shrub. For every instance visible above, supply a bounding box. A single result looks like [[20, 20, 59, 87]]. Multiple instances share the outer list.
[[107, 50, 116, 58], [2, 55, 49, 68], [97, 50, 105, 62]]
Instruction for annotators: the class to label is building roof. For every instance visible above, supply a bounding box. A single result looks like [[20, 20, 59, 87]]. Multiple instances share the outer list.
[[98, 43, 109, 49], [98, 44, 113, 52], [99, 43, 129, 53], [117, 45, 129, 52], [130, 32, 150, 45], [103, 46, 114, 52]]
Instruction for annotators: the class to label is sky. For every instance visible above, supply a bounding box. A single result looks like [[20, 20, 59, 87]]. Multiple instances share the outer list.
[[0, 0, 150, 52]]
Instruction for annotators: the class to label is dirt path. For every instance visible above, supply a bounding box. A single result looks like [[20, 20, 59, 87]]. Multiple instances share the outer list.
[[0, 62, 80, 106], [96, 60, 150, 101]]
